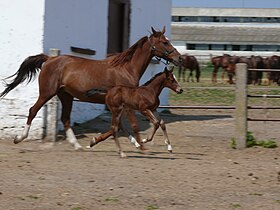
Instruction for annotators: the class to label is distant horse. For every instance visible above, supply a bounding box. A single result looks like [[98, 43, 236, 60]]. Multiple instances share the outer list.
[[178, 54, 200, 82], [90, 67, 183, 157], [0, 26, 182, 150], [211, 54, 230, 83], [264, 55, 280, 85], [249, 55, 263, 85]]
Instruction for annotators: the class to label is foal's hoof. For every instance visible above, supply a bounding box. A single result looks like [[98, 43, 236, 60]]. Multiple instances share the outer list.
[[74, 146, 84, 151], [120, 152, 127, 158], [14, 135, 22, 144], [141, 138, 148, 143], [167, 145, 173, 153], [90, 137, 97, 147]]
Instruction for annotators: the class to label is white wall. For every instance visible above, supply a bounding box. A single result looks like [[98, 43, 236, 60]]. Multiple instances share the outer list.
[[0, 0, 45, 139], [130, 0, 172, 106], [0, 0, 173, 139], [44, 0, 109, 129]]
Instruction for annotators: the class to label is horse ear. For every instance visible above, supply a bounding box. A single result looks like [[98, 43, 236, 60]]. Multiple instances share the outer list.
[[162, 26, 166, 34], [151, 27, 157, 34]]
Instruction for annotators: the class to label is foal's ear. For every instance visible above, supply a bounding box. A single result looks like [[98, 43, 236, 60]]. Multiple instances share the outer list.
[[162, 26, 166, 34]]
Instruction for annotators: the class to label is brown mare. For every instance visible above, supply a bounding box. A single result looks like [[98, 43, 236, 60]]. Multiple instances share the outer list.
[[90, 67, 183, 157], [178, 54, 200, 82], [0, 27, 181, 150]]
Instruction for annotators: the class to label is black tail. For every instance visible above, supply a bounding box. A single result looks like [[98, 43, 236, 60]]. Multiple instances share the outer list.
[[0, 54, 49, 98]]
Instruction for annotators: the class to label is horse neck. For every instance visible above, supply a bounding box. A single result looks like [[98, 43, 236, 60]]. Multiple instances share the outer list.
[[129, 40, 154, 79], [145, 74, 165, 97]]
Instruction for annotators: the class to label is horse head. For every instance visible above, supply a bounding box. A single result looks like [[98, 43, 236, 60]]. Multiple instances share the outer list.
[[164, 66, 183, 94], [149, 26, 182, 66]]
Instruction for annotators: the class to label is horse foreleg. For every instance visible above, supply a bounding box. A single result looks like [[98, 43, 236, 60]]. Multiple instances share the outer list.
[[14, 95, 51, 144], [141, 110, 160, 144], [188, 70, 194, 82], [159, 119, 172, 153], [212, 67, 218, 83], [57, 91, 82, 150]]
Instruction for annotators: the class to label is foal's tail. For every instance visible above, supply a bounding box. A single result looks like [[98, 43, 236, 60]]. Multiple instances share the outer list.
[[0, 54, 49, 98]]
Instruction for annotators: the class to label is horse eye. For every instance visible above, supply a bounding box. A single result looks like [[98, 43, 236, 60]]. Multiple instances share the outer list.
[[163, 42, 168, 46]]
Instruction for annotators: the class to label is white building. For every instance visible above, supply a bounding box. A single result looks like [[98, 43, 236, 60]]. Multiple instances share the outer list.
[[0, 0, 172, 139], [171, 2, 280, 61]]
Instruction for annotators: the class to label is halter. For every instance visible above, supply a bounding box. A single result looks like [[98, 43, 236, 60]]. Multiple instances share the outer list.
[[148, 37, 175, 65]]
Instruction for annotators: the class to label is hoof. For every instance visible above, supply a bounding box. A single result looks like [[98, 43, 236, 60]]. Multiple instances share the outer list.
[[120, 152, 127, 158], [142, 138, 147, 143], [167, 145, 173, 152], [74, 146, 84, 151], [14, 135, 22, 144], [90, 137, 97, 147]]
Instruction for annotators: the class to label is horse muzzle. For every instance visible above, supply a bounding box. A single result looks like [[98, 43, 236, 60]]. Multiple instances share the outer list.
[[176, 88, 183, 94]]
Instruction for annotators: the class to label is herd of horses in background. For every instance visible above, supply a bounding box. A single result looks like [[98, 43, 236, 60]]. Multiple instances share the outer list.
[[178, 54, 280, 85]]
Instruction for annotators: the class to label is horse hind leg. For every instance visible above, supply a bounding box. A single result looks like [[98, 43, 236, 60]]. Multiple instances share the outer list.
[[111, 108, 126, 158], [57, 91, 82, 150], [14, 95, 53, 144]]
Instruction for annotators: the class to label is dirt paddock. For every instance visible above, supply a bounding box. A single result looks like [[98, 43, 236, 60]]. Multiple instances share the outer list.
[[0, 109, 280, 210]]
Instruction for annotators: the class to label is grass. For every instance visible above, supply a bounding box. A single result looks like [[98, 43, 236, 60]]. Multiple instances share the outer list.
[[146, 204, 159, 210], [170, 65, 280, 107], [231, 132, 278, 149]]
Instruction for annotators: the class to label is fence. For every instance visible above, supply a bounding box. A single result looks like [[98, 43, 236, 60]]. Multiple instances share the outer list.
[[235, 63, 280, 148], [43, 49, 60, 141], [44, 62, 280, 149]]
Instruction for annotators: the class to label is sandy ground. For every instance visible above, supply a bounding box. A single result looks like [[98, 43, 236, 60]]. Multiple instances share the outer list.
[[0, 109, 280, 210]]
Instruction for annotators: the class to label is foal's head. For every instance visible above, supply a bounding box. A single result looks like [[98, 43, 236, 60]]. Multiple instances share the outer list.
[[163, 67, 183, 94], [149, 26, 182, 66]]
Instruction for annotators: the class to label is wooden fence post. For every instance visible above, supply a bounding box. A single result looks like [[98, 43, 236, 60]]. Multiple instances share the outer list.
[[43, 48, 60, 141], [235, 63, 248, 149]]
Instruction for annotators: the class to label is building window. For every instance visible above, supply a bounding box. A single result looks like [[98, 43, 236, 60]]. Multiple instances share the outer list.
[[185, 43, 280, 51], [172, 16, 280, 23]]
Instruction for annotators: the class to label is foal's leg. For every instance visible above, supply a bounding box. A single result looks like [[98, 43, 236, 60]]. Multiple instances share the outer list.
[[110, 108, 127, 157], [159, 119, 172, 153], [14, 94, 54, 144], [141, 111, 172, 152], [57, 91, 82, 150], [141, 110, 160, 144], [119, 110, 141, 148], [126, 109, 146, 150]]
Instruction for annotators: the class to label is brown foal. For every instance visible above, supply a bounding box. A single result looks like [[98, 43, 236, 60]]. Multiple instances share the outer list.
[[90, 67, 183, 157]]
